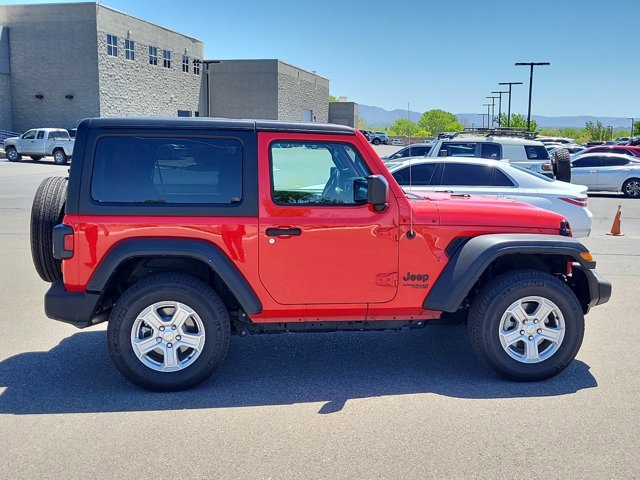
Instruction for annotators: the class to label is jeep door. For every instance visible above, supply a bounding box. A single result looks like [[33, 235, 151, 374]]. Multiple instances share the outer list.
[[258, 134, 399, 306]]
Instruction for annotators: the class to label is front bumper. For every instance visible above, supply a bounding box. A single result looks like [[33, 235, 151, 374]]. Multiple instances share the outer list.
[[44, 281, 105, 329]]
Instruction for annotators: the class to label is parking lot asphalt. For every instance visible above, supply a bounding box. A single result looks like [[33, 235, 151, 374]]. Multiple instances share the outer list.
[[1, 156, 639, 479]]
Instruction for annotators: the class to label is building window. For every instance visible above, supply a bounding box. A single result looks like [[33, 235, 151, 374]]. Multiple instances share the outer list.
[[182, 55, 189, 72], [177, 110, 191, 117], [193, 58, 201, 75], [163, 49, 171, 68], [107, 34, 118, 57], [125, 39, 135, 61], [149, 46, 158, 66]]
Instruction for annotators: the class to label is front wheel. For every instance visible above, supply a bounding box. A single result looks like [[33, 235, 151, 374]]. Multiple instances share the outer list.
[[468, 269, 584, 381], [372, 138, 381, 145], [107, 273, 231, 391], [5, 147, 21, 162], [622, 178, 640, 198]]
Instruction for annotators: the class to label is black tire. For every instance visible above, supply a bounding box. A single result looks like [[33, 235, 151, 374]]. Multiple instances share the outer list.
[[5, 146, 21, 162], [30, 155, 43, 161], [468, 269, 584, 381], [107, 273, 231, 391], [30, 176, 67, 282], [53, 149, 68, 165], [372, 138, 381, 145], [622, 178, 640, 198], [555, 148, 571, 182]]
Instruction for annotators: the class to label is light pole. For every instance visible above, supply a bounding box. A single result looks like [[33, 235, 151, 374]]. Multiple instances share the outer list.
[[515, 61, 550, 131], [630, 118, 635, 139], [491, 91, 507, 127], [498, 82, 523, 127], [482, 103, 491, 128], [486, 96, 499, 127]]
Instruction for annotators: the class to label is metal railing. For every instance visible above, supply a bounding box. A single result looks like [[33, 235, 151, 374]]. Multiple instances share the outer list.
[[0, 129, 21, 144]]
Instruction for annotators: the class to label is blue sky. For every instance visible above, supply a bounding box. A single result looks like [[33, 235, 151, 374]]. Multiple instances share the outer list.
[[5, 0, 639, 117]]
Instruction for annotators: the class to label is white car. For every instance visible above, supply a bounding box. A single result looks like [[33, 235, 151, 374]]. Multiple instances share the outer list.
[[571, 153, 640, 198], [387, 157, 592, 237]]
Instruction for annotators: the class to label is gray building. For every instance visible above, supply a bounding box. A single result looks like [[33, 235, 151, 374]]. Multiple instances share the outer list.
[[0, 2, 203, 132], [202, 59, 329, 123], [329, 101, 359, 128]]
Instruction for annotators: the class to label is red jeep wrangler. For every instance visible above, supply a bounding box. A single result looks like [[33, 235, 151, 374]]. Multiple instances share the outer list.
[[31, 118, 611, 391]]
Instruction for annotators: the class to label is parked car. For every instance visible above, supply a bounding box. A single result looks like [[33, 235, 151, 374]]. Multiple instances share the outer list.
[[3, 128, 74, 164], [585, 141, 606, 148], [381, 142, 433, 161], [369, 131, 389, 145], [570, 153, 640, 198], [390, 138, 405, 146], [581, 145, 640, 158], [386, 157, 592, 237], [358, 129, 371, 141], [428, 134, 554, 177], [536, 136, 577, 145]]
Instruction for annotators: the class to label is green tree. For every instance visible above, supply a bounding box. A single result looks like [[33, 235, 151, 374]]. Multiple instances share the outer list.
[[418, 109, 463, 135], [497, 113, 538, 132], [328, 95, 339, 102], [634, 122, 640, 137], [585, 121, 608, 141], [388, 119, 419, 137]]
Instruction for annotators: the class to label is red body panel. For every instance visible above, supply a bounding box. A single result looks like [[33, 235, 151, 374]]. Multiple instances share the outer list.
[[62, 130, 566, 324]]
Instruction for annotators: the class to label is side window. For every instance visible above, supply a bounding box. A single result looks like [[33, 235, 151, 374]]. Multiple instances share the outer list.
[[412, 146, 430, 157], [91, 136, 242, 204], [492, 169, 516, 187], [392, 163, 438, 186], [440, 163, 494, 186], [481, 143, 501, 159], [22, 130, 36, 140], [573, 158, 602, 168], [439, 143, 476, 157], [270, 142, 370, 205], [36, 131, 45, 139], [604, 158, 630, 167]]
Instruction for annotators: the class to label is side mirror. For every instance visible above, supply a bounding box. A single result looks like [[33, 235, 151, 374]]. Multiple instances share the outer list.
[[367, 174, 389, 211]]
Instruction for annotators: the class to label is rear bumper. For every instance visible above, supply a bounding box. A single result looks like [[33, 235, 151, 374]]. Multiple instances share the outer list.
[[44, 281, 104, 329]]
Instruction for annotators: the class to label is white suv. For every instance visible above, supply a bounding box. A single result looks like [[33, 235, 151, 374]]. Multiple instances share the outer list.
[[428, 134, 554, 177]]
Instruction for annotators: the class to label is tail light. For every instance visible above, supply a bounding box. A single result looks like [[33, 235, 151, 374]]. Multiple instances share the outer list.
[[542, 163, 553, 171], [560, 196, 588, 207], [52, 224, 74, 259]]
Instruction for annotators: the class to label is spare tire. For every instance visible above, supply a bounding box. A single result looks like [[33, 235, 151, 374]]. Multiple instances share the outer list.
[[555, 148, 571, 183], [30, 176, 67, 282]]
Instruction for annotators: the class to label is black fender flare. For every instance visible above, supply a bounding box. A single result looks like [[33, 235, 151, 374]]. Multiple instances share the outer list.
[[423, 234, 594, 312], [87, 238, 262, 315]]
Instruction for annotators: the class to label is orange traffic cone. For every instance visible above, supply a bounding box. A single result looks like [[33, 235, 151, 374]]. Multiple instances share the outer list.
[[607, 205, 624, 236]]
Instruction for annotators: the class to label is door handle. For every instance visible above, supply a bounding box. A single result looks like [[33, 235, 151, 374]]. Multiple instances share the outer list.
[[266, 227, 302, 237]]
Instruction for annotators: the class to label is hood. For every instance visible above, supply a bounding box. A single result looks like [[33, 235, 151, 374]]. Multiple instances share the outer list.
[[3, 136, 19, 143], [410, 192, 565, 230]]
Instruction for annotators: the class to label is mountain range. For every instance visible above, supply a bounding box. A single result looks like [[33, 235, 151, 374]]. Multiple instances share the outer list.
[[358, 104, 634, 130]]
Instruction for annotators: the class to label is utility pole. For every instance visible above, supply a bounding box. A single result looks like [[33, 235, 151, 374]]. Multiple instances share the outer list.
[[630, 118, 635, 139], [486, 96, 499, 127], [482, 104, 491, 129], [515, 61, 550, 131], [491, 91, 507, 127], [498, 82, 523, 127]]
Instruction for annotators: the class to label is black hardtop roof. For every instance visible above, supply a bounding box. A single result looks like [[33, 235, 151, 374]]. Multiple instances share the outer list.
[[81, 117, 355, 135]]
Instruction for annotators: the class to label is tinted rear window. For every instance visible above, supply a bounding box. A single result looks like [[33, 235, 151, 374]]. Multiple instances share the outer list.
[[91, 136, 242, 204], [525, 145, 550, 160]]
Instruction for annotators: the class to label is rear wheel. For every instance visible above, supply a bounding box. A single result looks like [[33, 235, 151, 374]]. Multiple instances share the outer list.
[[5, 147, 21, 162], [469, 269, 584, 381], [53, 149, 68, 165], [30, 176, 67, 282], [372, 138, 381, 145], [622, 178, 640, 198], [107, 273, 231, 391]]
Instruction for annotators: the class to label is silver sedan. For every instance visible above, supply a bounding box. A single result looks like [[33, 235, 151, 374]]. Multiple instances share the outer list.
[[571, 153, 640, 198]]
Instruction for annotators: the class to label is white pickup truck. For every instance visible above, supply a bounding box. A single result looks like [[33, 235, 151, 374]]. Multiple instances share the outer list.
[[4, 128, 74, 164]]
